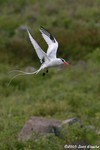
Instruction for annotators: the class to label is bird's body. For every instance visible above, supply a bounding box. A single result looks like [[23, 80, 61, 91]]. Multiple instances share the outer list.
[[35, 58, 65, 74], [9, 26, 69, 84], [26, 26, 69, 75]]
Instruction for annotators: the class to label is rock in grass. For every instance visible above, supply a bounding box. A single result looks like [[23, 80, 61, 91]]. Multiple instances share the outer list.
[[18, 116, 79, 141], [18, 117, 61, 141]]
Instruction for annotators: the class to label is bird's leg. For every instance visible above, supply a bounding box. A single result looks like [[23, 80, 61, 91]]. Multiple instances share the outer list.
[[42, 68, 48, 76], [46, 69, 48, 73], [43, 72, 45, 76]]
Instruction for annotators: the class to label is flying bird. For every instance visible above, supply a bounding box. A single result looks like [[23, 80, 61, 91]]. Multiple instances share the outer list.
[[26, 26, 69, 75], [9, 26, 69, 84]]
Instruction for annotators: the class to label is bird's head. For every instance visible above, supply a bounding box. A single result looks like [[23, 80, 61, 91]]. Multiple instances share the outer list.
[[60, 58, 69, 65]]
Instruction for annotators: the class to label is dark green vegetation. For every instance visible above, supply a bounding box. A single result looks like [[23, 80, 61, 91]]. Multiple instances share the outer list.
[[0, 0, 100, 149]]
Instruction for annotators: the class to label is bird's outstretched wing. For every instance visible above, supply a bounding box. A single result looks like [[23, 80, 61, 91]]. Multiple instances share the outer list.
[[40, 26, 58, 59], [27, 28, 49, 63]]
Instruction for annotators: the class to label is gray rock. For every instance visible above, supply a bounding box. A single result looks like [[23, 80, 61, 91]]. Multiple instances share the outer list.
[[18, 116, 61, 141], [16, 25, 27, 32], [15, 25, 31, 33], [62, 117, 79, 126], [18, 116, 80, 141]]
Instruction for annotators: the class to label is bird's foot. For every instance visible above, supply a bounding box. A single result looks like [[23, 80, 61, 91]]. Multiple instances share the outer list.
[[46, 69, 48, 73], [43, 72, 45, 76]]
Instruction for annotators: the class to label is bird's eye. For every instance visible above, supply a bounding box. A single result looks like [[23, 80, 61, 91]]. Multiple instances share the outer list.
[[61, 58, 64, 62]]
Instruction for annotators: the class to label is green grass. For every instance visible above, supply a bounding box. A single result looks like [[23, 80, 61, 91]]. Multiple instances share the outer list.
[[0, 0, 100, 63], [0, 49, 100, 149], [0, 0, 100, 149]]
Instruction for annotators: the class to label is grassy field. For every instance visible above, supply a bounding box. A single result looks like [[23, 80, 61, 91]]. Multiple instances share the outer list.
[[0, 49, 100, 149], [0, 0, 100, 149]]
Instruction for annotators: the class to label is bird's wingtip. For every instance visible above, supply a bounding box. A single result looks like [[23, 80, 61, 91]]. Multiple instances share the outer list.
[[40, 26, 44, 29], [40, 26, 46, 31]]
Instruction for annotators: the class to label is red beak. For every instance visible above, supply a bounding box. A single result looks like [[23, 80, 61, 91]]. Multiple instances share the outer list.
[[64, 61, 69, 65]]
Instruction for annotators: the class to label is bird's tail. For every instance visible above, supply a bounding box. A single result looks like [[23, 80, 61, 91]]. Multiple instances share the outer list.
[[8, 69, 40, 86]]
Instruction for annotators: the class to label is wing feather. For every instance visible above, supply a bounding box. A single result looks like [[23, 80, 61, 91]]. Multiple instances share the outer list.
[[40, 26, 58, 59], [27, 29, 49, 63]]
